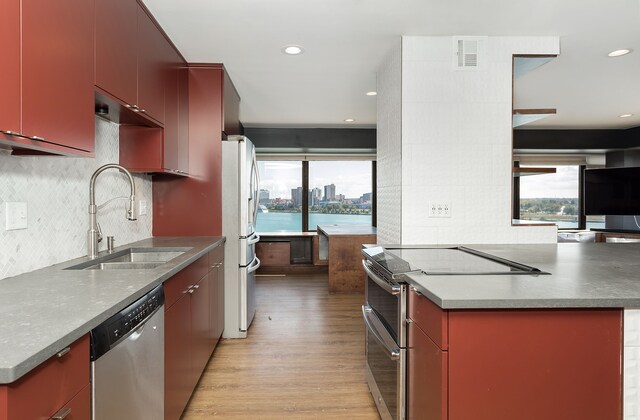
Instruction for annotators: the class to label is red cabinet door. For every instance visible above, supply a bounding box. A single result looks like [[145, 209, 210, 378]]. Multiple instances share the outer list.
[[51, 384, 91, 420], [21, 0, 94, 153], [190, 275, 212, 382], [162, 44, 180, 172], [95, 0, 137, 107], [408, 323, 448, 420], [177, 66, 190, 173], [165, 296, 192, 420], [0, 0, 20, 135], [137, 5, 165, 123], [1, 335, 89, 420]]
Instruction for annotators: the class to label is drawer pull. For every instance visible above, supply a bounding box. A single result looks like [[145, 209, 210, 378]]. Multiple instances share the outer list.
[[56, 347, 71, 358], [31, 135, 45, 141], [51, 407, 71, 419]]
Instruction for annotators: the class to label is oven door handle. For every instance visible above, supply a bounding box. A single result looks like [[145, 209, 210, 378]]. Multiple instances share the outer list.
[[362, 305, 400, 360], [362, 259, 400, 295]]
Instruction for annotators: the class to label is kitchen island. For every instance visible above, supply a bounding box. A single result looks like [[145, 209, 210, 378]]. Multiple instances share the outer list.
[[317, 225, 376, 293], [384, 243, 640, 420]]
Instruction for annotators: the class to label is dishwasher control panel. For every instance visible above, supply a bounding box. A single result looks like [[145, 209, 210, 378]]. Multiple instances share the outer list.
[[90, 284, 164, 361]]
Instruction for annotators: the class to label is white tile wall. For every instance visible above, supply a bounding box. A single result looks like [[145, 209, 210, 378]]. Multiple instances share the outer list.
[[376, 39, 403, 244], [626, 310, 640, 419], [0, 118, 153, 280], [376, 36, 559, 245]]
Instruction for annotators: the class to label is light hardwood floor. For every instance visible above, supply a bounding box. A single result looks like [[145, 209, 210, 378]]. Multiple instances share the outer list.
[[182, 273, 380, 419]]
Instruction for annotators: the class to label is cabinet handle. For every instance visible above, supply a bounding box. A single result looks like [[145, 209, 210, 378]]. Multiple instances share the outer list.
[[187, 289, 195, 294], [139, 109, 146, 113], [192, 284, 200, 289], [51, 407, 72, 419], [1, 130, 20, 136], [31, 135, 45, 141], [56, 347, 71, 358], [124, 104, 132, 108]]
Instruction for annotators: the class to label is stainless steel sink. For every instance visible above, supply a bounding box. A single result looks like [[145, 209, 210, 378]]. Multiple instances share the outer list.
[[66, 247, 190, 270], [88, 262, 166, 270]]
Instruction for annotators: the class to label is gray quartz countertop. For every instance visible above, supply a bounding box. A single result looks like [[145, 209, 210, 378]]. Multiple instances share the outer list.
[[318, 225, 377, 236], [0, 236, 225, 384], [396, 243, 640, 309]]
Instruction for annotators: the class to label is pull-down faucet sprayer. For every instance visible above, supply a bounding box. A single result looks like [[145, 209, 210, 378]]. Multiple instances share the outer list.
[[88, 164, 137, 258]]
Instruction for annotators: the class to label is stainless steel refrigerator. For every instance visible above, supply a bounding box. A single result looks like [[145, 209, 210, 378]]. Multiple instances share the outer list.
[[222, 135, 261, 339]]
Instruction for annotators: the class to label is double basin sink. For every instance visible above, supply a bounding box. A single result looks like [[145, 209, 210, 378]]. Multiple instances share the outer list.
[[66, 247, 190, 271]]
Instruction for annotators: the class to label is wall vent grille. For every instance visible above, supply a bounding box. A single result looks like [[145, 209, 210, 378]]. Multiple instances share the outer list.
[[454, 37, 485, 70]]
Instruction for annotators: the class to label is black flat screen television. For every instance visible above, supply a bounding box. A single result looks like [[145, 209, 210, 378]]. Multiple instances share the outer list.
[[584, 167, 640, 215]]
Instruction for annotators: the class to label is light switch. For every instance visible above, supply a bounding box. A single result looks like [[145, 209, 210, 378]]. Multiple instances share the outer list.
[[5, 202, 28, 230]]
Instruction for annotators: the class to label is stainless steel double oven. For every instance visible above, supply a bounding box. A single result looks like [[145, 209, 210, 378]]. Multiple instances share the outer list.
[[362, 247, 419, 420]]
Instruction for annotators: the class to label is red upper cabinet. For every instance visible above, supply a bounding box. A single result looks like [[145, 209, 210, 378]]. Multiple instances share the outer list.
[[0, 0, 94, 156], [94, 0, 165, 124], [0, 0, 20, 135], [118, 38, 188, 175], [95, 0, 138, 107], [137, 5, 166, 123], [222, 70, 241, 137]]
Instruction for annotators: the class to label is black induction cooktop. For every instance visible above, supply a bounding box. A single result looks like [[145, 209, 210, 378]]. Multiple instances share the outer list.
[[363, 246, 548, 276]]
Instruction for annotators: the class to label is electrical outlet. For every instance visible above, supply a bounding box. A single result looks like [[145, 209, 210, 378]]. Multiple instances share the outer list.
[[5, 202, 28, 230], [138, 200, 148, 216], [428, 201, 451, 218]]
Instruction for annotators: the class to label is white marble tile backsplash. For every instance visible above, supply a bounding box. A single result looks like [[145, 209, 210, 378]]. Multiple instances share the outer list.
[[0, 118, 152, 280]]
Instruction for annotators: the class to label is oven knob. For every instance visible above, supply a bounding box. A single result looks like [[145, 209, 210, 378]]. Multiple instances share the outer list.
[[114, 329, 119, 337]]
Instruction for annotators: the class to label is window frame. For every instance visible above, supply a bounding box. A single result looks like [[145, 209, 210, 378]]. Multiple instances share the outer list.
[[513, 163, 587, 230], [256, 155, 377, 233]]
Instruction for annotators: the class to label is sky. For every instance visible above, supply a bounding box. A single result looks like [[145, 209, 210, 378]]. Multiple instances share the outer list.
[[258, 161, 373, 200], [519, 165, 579, 199]]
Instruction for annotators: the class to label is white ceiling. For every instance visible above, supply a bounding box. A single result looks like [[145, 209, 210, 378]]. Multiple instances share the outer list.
[[144, 0, 640, 129]]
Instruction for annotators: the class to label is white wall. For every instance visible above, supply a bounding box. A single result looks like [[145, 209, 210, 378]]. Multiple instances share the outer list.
[[377, 36, 559, 245], [376, 39, 403, 244], [0, 118, 153, 280]]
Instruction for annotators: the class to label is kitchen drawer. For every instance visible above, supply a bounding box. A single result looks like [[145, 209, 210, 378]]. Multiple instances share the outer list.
[[0, 334, 89, 420], [208, 244, 224, 267], [50, 384, 90, 420], [408, 287, 448, 350], [164, 255, 209, 308]]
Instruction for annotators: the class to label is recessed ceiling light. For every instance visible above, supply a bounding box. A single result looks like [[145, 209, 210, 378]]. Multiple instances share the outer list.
[[282, 45, 304, 55], [365, 91, 377, 96], [619, 113, 634, 118], [608, 49, 632, 57], [344, 118, 355, 122]]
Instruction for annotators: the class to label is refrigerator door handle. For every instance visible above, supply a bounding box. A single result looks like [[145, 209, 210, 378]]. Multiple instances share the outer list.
[[247, 256, 261, 273], [248, 232, 261, 245], [251, 149, 260, 224]]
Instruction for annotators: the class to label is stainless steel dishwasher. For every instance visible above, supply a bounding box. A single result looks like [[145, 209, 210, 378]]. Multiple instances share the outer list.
[[90, 284, 164, 420]]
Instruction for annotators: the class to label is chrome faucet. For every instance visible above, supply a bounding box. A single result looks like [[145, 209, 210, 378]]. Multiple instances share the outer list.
[[88, 164, 137, 258]]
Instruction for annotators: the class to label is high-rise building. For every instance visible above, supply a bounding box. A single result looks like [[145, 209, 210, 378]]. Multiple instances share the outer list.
[[291, 186, 303, 208], [336, 194, 345, 202], [324, 184, 336, 202], [259, 189, 270, 204], [309, 187, 322, 206], [361, 192, 372, 203]]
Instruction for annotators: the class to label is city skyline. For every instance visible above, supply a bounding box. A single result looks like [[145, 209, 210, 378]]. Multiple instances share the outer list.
[[257, 161, 373, 199]]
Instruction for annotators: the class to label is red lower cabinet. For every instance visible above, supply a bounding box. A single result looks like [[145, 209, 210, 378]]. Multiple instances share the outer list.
[[408, 323, 447, 420], [164, 244, 225, 420], [165, 294, 193, 420], [408, 288, 622, 420], [0, 335, 90, 420]]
